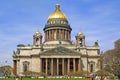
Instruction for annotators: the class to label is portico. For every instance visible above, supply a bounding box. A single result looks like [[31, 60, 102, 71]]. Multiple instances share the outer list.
[[40, 58, 81, 76]]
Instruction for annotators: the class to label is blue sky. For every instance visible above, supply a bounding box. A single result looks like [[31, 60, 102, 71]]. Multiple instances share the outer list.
[[0, 0, 120, 66]]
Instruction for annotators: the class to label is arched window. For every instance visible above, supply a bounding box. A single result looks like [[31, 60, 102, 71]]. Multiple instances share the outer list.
[[23, 61, 29, 72], [79, 38, 82, 46], [53, 21, 55, 24], [51, 21, 52, 24], [64, 21, 66, 24], [36, 38, 39, 45], [89, 61, 95, 73], [61, 21, 63, 24]]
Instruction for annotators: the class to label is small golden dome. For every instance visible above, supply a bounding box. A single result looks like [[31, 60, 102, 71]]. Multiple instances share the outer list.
[[78, 32, 83, 36], [48, 4, 67, 20], [34, 29, 42, 36]]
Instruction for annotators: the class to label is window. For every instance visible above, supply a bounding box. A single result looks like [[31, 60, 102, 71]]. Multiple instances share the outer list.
[[79, 38, 82, 46], [64, 21, 66, 24], [90, 64, 93, 72], [61, 21, 63, 24], [23, 61, 29, 72], [51, 21, 52, 24], [36, 38, 39, 45]]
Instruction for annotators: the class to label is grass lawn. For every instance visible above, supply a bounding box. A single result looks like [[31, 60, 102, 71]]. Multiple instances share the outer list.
[[1, 78, 119, 80], [0, 78, 87, 80], [109, 78, 119, 80]]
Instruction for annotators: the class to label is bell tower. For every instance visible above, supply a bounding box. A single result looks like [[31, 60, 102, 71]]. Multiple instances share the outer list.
[[33, 30, 42, 45], [76, 32, 85, 47]]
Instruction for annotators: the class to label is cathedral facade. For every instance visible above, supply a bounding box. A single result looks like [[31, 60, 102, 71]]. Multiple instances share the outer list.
[[13, 4, 100, 76]]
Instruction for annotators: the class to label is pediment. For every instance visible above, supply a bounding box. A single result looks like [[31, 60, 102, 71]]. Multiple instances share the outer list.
[[42, 45, 79, 54]]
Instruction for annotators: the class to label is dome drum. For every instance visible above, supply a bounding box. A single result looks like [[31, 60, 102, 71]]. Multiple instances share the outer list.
[[44, 27, 71, 32], [44, 28, 71, 42]]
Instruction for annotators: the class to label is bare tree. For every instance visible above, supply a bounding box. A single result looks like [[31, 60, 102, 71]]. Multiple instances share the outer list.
[[102, 39, 120, 79]]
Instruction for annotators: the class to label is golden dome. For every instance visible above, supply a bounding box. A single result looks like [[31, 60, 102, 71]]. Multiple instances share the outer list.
[[34, 29, 42, 36], [48, 4, 67, 20], [78, 31, 83, 36]]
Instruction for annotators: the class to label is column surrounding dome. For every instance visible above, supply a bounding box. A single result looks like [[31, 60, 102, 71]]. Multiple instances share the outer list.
[[43, 4, 72, 44]]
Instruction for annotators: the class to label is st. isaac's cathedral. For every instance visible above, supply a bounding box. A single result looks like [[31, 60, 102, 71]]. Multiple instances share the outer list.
[[13, 4, 100, 76]]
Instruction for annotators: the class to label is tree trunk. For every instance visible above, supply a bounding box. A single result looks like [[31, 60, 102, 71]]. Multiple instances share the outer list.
[[100, 76, 104, 80]]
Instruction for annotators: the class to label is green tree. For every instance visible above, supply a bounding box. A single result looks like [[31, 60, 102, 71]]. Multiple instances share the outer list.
[[22, 71, 46, 78], [96, 69, 110, 80], [67, 70, 88, 77], [0, 65, 13, 77], [22, 71, 32, 77]]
